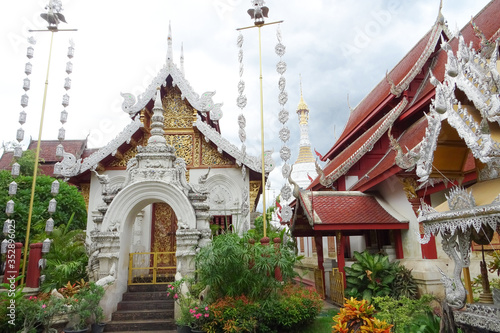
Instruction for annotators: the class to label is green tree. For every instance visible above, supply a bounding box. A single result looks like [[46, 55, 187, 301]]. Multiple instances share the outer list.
[[37, 215, 89, 292], [0, 170, 87, 243], [14, 149, 44, 176], [196, 231, 300, 302]]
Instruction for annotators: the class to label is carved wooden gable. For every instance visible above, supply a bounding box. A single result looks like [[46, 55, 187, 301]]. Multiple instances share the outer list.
[[107, 85, 234, 170]]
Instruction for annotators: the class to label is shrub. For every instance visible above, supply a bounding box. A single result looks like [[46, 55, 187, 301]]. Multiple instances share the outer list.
[[332, 297, 392, 333], [195, 231, 299, 302], [371, 294, 435, 333], [203, 295, 258, 333], [202, 284, 322, 333], [391, 263, 418, 299], [0, 278, 25, 333], [259, 284, 323, 332], [344, 251, 399, 302]]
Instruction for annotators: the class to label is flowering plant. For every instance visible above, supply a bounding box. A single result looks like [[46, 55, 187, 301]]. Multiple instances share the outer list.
[[166, 282, 180, 301], [167, 277, 209, 328], [188, 305, 210, 330], [18, 294, 65, 333]]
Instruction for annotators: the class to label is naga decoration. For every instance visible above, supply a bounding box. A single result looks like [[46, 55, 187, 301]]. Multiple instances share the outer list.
[[55, 39, 75, 161], [3, 36, 38, 233], [14, 37, 37, 159], [236, 31, 250, 218], [414, 21, 500, 311], [275, 24, 292, 222], [417, 186, 500, 309], [387, 126, 420, 172], [415, 33, 500, 184]]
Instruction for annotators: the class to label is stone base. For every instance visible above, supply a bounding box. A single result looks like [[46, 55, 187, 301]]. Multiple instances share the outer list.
[[455, 303, 500, 332]]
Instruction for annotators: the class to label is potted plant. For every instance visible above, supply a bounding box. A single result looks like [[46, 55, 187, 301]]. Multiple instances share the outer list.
[[18, 294, 66, 333], [187, 305, 210, 333], [63, 292, 91, 333], [80, 282, 106, 333], [167, 278, 206, 333]]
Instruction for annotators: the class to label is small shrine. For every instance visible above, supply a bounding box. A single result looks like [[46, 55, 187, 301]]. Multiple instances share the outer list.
[[55, 25, 274, 317]]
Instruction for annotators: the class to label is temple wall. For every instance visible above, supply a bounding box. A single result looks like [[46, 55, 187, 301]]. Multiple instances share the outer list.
[[374, 176, 422, 259], [86, 170, 128, 236], [193, 167, 250, 233]]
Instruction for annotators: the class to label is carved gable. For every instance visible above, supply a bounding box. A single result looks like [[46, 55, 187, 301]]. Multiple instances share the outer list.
[[106, 86, 234, 170]]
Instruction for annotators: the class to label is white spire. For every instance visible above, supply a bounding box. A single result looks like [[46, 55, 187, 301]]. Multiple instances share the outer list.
[[167, 21, 173, 64], [148, 87, 167, 146]]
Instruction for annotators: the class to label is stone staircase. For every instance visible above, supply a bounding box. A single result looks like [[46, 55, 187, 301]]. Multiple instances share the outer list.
[[104, 284, 176, 332]]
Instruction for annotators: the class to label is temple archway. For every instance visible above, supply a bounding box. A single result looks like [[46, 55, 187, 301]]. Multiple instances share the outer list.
[[99, 180, 196, 315]]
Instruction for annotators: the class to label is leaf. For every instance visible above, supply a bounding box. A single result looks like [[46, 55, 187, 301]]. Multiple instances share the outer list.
[[362, 289, 373, 302]]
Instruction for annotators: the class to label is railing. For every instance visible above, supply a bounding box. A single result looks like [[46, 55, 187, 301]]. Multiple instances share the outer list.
[[329, 268, 344, 306], [128, 252, 176, 285]]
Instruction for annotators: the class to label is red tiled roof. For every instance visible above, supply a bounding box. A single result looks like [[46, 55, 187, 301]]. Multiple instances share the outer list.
[[323, 0, 500, 164], [294, 191, 408, 230], [0, 151, 14, 170], [0, 140, 87, 176], [313, 1, 500, 193], [308, 103, 400, 189], [27, 140, 87, 163], [352, 116, 429, 191], [325, 28, 434, 160]]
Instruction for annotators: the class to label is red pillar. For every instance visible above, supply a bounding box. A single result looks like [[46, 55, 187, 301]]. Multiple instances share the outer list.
[[336, 232, 346, 286], [393, 230, 404, 259], [3, 242, 23, 285], [26, 243, 43, 288], [412, 195, 438, 259]]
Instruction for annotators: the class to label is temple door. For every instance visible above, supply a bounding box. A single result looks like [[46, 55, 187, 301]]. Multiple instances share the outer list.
[[151, 202, 177, 282]]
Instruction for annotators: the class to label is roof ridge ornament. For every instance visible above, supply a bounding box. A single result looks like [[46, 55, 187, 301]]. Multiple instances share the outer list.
[[386, 0, 449, 97], [167, 21, 173, 64]]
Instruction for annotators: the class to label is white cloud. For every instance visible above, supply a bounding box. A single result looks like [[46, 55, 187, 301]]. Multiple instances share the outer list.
[[0, 0, 491, 207]]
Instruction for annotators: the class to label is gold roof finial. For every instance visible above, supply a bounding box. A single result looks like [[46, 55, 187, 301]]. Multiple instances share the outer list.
[[297, 74, 309, 111]]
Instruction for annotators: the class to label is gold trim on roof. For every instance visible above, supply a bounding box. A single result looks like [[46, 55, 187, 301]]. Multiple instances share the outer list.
[[249, 180, 261, 212]]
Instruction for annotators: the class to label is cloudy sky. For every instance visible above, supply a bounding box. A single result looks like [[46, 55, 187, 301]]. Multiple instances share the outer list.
[[0, 0, 491, 205]]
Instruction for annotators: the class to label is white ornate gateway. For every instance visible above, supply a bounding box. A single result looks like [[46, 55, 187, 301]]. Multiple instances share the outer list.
[[60, 25, 274, 318], [414, 32, 500, 330]]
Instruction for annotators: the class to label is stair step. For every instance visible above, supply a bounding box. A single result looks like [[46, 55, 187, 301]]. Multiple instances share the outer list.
[[112, 309, 173, 321], [104, 319, 176, 332], [122, 291, 170, 301], [117, 300, 173, 311], [128, 284, 171, 293]]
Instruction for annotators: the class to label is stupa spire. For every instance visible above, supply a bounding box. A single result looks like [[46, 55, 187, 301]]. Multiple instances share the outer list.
[[295, 77, 314, 164]]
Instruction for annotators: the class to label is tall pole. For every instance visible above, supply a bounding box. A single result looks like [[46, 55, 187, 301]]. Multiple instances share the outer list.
[[257, 26, 268, 238], [237, 5, 283, 238], [19, 0, 77, 284], [21, 31, 55, 283]]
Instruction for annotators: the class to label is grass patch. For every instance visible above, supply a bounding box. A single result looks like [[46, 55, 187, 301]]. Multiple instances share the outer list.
[[299, 308, 338, 333]]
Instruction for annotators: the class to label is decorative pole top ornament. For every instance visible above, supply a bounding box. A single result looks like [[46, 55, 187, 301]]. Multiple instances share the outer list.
[[40, 0, 67, 31], [247, 0, 269, 26]]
